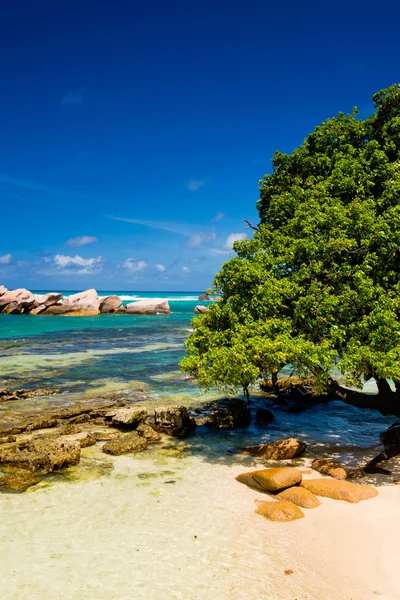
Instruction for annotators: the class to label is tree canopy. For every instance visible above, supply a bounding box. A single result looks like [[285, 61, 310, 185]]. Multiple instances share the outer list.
[[180, 84, 400, 416]]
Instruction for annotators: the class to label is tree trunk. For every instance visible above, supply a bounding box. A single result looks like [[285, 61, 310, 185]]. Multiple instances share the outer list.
[[327, 378, 400, 418]]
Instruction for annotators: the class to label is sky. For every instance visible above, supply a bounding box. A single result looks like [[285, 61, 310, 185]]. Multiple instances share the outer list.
[[1, 0, 399, 292]]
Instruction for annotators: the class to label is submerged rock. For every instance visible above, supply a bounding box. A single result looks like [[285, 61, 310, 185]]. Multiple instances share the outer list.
[[0, 437, 81, 473], [276, 486, 320, 508], [312, 458, 347, 480], [255, 499, 304, 522], [301, 479, 378, 503], [242, 437, 306, 460], [102, 431, 148, 455], [236, 467, 302, 493], [255, 407, 275, 425], [0, 470, 41, 493], [152, 406, 196, 438], [0, 388, 60, 403], [204, 402, 251, 429]]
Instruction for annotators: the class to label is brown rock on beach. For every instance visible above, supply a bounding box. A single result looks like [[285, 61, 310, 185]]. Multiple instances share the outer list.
[[255, 499, 304, 522], [276, 486, 320, 508], [301, 478, 378, 503], [312, 458, 347, 480], [236, 467, 302, 492], [242, 437, 307, 460], [99, 295, 122, 313]]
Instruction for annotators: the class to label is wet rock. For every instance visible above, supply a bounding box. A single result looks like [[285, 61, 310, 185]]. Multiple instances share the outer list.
[[255, 407, 275, 425], [0, 388, 60, 403], [198, 294, 210, 301], [0, 470, 41, 493], [255, 499, 304, 522], [242, 437, 306, 460], [276, 486, 320, 508], [236, 467, 302, 492], [152, 406, 196, 438], [25, 416, 59, 432], [301, 479, 378, 503], [59, 432, 97, 448], [105, 406, 148, 427], [0, 437, 81, 473], [125, 299, 170, 315], [0, 435, 16, 445], [58, 424, 83, 436], [311, 458, 347, 480], [194, 305, 209, 314], [102, 431, 148, 455], [136, 422, 162, 443], [204, 402, 251, 429], [99, 295, 122, 313], [92, 431, 120, 441]]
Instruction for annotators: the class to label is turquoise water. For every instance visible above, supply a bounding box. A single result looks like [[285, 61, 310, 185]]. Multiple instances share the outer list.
[[0, 290, 395, 460]]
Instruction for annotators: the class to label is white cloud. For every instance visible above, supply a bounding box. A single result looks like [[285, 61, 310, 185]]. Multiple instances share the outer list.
[[224, 233, 247, 249], [54, 254, 102, 268], [61, 88, 86, 106], [65, 235, 98, 247], [212, 211, 225, 222], [187, 179, 205, 192], [41, 254, 103, 275], [187, 231, 216, 247], [123, 258, 148, 272], [156, 264, 166, 272], [0, 253, 12, 264], [182, 266, 191, 273]]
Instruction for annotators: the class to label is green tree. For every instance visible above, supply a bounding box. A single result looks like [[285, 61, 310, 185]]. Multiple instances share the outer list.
[[181, 84, 400, 417]]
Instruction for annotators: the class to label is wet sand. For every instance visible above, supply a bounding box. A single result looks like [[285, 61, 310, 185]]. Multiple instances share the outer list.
[[0, 449, 399, 600]]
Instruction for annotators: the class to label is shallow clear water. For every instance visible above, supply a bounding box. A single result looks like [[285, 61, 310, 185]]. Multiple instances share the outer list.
[[0, 290, 394, 460]]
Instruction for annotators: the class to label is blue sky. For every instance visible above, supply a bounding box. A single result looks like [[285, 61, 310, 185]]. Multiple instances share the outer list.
[[1, 0, 399, 291]]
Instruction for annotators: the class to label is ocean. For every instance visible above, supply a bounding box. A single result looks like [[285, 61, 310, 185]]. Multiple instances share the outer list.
[[0, 289, 393, 453]]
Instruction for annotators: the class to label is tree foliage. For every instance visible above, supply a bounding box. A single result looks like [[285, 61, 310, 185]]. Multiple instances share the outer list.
[[181, 85, 400, 414]]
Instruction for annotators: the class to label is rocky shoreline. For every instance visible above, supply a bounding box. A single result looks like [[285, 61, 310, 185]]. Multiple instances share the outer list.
[[0, 287, 171, 316]]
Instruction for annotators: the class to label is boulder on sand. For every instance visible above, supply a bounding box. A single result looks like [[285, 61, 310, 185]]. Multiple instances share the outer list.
[[125, 299, 170, 315], [99, 295, 122, 313], [311, 458, 347, 480], [236, 467, 302, 492], [255, 499, 304, 521], [0, 436, 81, 473], [276, 486, 320, 508], [301, 478, 378, 503], [0, 470, 41, 493], [241, 437, 306, 460]]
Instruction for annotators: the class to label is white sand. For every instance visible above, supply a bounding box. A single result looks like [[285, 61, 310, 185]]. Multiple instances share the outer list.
[[0, 451, 399, 600]]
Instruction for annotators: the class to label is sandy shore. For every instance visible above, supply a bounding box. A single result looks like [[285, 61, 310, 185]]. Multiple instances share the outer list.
[[0, 447, 399, 600]]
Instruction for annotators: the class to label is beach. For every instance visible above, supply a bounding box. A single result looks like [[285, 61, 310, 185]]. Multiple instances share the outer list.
[[1, 291, 399, 600], [1, 448, 399, 600]]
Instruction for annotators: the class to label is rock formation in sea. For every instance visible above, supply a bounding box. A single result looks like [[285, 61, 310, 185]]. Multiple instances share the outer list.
[[0, 286, 171, 316]]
